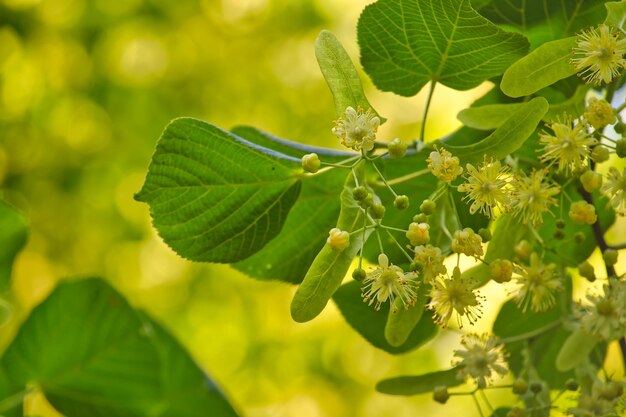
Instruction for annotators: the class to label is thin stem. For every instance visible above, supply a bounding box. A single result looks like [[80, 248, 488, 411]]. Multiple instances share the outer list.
[[380, 225, 408, 234], [376, 229, 385, 254], [352, 167, 360, 187], [472, 392, 485, 417], [370, 160, 398, 197], [379, 169, 430, 187], [359, 210, 368, 269], [478, 389, 493, 412], [385, 229, 414, 263], [500, 319, 563, 344], [420, 80, 437, 142]]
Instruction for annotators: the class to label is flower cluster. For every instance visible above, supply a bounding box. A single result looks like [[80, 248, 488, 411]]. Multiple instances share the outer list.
[[332, 106, 380, 151], [571, 24, 626, 85], [512, 253, 562, 313], [579, 279, 626, 341], [361, 254, 418, 312], [428, 267, 483, 328]]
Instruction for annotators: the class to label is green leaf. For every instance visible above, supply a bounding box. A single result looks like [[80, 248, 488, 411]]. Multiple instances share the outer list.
[[333, 280, 438, 354], [443, 97, 549, 165], [0, 364, 21, 417], [428, 186, 461, 254], [605, 1, 626, 29], [501, 37, 577, 98], [357, 0, 529, 96], [556, 329, 597, 372], [1, 278, 238, 417], [376, 368, 461, 395], [457, 103, 526, 130], [385, 284, 426, 347], [231, 127, 350, 283], [543, 85, 590, 121], [0, 200, 28, 292], [290, 162, 373, 322], [135, 118, 302, 263], [491, 409, 512, 417], [315, 30, 384, 121]]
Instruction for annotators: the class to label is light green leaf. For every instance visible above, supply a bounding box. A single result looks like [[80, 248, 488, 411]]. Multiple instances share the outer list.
[[0, 200, 28, 292], [428, 186, 461, 254], [384, 284, 426, 347], [358, 0, 529, 96], [457, 103, 526, 130], [1, 278, 238, 417], [315, 30, 384, 121], [556, 329, 597, 372], [290, 162, 373, 323], [376, 368, 462, 395], [605, 1, 626, 29], [333, 280, 438, 354], [135, 118, 302, 263], [543, 85, 590, 121], [501, 37, 577, 98], [443, 97, 549, 164]]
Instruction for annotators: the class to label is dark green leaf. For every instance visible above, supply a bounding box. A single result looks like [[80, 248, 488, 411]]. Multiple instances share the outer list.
[[0, 200, 28, 292], [1, 278, 238, 417], [358, 0, 529, 96], [315, 30, 384, 121], [135, 118, 302, 263], [376, 368, 461, 395], [333, 280, 438, 354], [491, 409, 512, 417]]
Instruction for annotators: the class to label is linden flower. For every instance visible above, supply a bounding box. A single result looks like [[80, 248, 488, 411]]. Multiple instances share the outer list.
[[571, 24, 626, 85], [510, 170, 559, 226], [451, 228, 483, 258], [579, 279, 626, 341], [428, 267, 483, 328], [361, 254, 418, 312], [568, 200, 597, 225], [427, 148, 463, 182], [327, 228, 350, 251], [457, 158, 511, 218], [513, 253, 563, 312], [602, 166, 626, 215], [413, 244, 447, 284], [453, 334, 508, 388], [538, 116, 596, 174], [406, 222, 430, 246], [332, 106, 380, 152], [584, 97, 616, 129]]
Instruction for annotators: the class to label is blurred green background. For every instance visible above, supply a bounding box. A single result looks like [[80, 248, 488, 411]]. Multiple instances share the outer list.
[[0, 0, 623, 416]]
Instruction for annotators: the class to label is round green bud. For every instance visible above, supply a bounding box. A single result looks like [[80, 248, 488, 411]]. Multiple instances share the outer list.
[[555, 219, 566, 229], [554, 229, 565, 240], [388, 138, 408, 159], [370, 203, 386, 219], [578, 261, 596, 282], [352, 268, 367, 281], [507, 407, 525, 417], [359, 193, 374, 209], [574, 232, 586, 243], [512, 378, 529, 395], [352, 186, 368, 201], [603, 249, 618, 266], [433, 386, 449, 404], [530, 382, 543, 394], [591, 146, 610, 163], [394, 195, 410, 210], [301, 153, 321, 173], [616, 138, 626, 158], [420, 199, 437, 215], [615, 121, 626, 134], [413, 213, 428, 223], [478, 228, 492, 242], [565, 378, 579, 391], [490, 259, 513, 283]]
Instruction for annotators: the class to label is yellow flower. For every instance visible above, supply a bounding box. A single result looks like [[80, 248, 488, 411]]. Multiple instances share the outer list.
[[451, 228, 483, 258], [602, 166, 626, 215], [413, 244, 447, 284], [571, 25, 626, 85], [453, 334, 508, 388], [406, 222, 430, 246], [327, 228, 350, 251], [568, 200, 597, 225], [361, 254, 418, 312], [584, 97, 616, 129], [579, 279, 626, 341], [427, 148, 463, 182], [513, 253, 563, 312], [428, 267, 483, 328], [332, 106, 380, 151], [510, 170, 559, 226], [538, 115, 596, 174], [458, 157, 510, 218]]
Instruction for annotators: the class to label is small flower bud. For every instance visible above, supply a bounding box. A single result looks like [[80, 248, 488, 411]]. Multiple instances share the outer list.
[[530, 382, 543, 394], [584, 98, 616, 129], [359, 193, 374, 209], [406, 222, 430, 245], [451, 228, 483, 258], [394, 195, 410, 210], [591, 146, 610, 163], [478, 228, 492, 242], [301, 153, 321, 173], [515, 240, 532, 259], [615, 121, 626, 134], [574, 232, 586, 243], [490, 259, 513, 283], [420, 199, 436, 215], [433, 386, 449, 404], [603, 249, 618, 266], [579, 170, 603, 192], [616, 138, 626, 158], [413, 213, 428, 223], [512, 378, 529, 395], [370, 203, 386, 219], [555, 219, 566, 229], [388, 138, 407, 158], [565, 378, 579, 391], [554, 229, 565, 240], [327, 228, 350, 251], [352, 186, 368, 201], [352, 267, 366, 281], [578, 261, 596, 282], [569, 201, 597, 225]]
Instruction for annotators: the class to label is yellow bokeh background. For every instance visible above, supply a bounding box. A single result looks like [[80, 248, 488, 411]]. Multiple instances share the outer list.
[[0, 0, 623, 416]]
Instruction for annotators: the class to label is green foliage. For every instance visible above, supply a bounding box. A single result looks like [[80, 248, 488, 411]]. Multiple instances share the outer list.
[[0, 278, 238, 417], [332, 281, 438, 354], [605, 1, 626, 28], [376, 368, 462, 395], [358, 0, 529, 96], [556, 329, 597, 372], [0, 201, 27, 292], [457, 103, 526, 130], [384, 285, 427, 347], [135, 118, 302, 263]]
